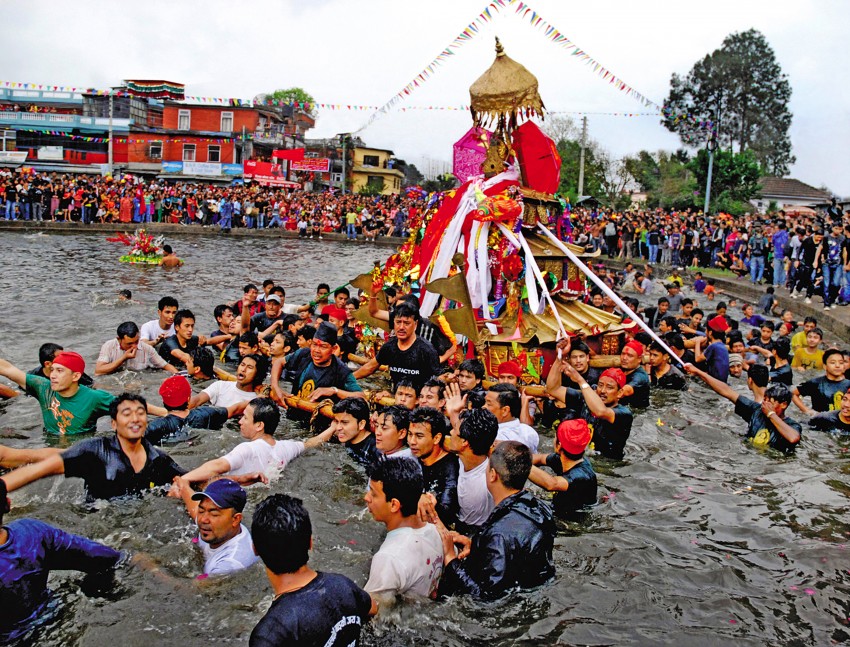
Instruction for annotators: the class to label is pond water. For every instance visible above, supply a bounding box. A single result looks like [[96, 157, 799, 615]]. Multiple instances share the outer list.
[[1, 231, 848, 646]]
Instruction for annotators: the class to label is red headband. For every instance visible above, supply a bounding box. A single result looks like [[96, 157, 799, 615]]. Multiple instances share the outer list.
[[52, 351, 85, 374], [600, 367, 627, 389], [624, 340, 644, 356]]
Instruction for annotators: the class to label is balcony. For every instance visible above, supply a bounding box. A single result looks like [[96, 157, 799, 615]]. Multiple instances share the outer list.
[[0, 111, 131, 132], [253, 128, 286, 145]]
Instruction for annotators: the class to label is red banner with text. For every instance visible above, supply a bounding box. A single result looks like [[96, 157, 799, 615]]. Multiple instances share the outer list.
[[243, 160, 301, 188], [290, 158, 330, 172]]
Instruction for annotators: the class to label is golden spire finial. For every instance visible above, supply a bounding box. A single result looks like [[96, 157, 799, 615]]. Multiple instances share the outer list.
[[495, 36, 505, 57]]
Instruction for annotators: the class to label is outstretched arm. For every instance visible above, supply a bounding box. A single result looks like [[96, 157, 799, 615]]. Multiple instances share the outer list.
[[683, 363, 739, 403], [0, 358, 27, 389], [1, 453, 66, 493]]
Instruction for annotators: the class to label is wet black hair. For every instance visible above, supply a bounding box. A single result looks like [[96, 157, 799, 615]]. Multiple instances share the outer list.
[[408, 406, 448, 440], [281, 314, 299, 329], [458, 358, 485, 381], [116, 321, 139, 339], [296, 325, 316, 342], [760, 321, 776, 332], [252, 494, 312, 574], [109, 392, 148, 420], [332, 397, 370, 424], [162, 244, 173, 254], [334, 287, 350, 299], [239, 331, 259, 347], [243, 284, 258, 294], [657, 297, 670, 305], [569, 340, 591, 356], [118, 289, 132, 299], [381, 405, 410, 433], [317, 283, 330, 292], [458, 408, 498, 456], [488, 382, 521, 418], [659, 316, 679, 330], [489, 440, 532, 490], [803, 316, 818, 326], [773, 337, 791, 360], [241, 354, 270, 385], [809, 327, 824, 339], [158, 296, 178, 311], [190, 347, 215, 378], [823, 348, 844, 365], [648, 341, 670, 356], [635, 331, 652, 346], [421, 377, 446, 399], [395, 378, 419, 396], [38, 342, 63, 367], [665, 333, 685, 351], [708, 328, 726, 344], [262, 279, 275, 288], [346, 297, 360, 310], [393, 301, 420, 322], [174, 309, 195, 327], [692, 308, 704, 318], [764, 383, 791, 405], [748, 364, 769, 388], [681, 298, 693, 307], [214, 304, 234, 320], [271, 286, 285, 298], [250, 397, 280, 436], [369, 456, 423, 517]]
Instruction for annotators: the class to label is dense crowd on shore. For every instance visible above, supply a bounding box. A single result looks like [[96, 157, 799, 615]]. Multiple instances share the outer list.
[[569, 201, 850, 309], [0, 167, 425, 239]]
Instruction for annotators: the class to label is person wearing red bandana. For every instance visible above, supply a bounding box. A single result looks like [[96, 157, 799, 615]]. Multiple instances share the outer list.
[[546, 341, 634, 460], [618, 340, 651, 409], [0, 351, 164, 436]]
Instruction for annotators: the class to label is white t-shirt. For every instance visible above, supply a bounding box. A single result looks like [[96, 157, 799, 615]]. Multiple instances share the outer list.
[[365, 524, 443, 598], [202, 381, 258, 408], [97, 337, 168, 371], [457, 458, 494, 527], [223, 438, 305, 477], [199, 523, 258, 575], [496, 418, 539, 453], [382, 447, 414, 460], [140, 319, 174, 342]]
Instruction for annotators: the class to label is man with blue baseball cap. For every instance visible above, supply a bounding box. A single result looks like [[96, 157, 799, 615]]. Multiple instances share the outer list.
[[175, 478, 258, 577]]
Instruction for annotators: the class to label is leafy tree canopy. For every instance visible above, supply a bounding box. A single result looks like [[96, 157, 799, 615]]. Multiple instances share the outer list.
[[663, 29, 794, 175]]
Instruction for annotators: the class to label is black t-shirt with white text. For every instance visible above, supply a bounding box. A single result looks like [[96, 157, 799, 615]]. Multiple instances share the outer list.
[[375, 336, 440, 391], [249, 571, 372, 647]]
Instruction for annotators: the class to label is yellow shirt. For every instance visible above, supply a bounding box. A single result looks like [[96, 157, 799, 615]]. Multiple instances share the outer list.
[[791, 347, 824, 370], [790, 330, 807, 354], [666, 275, 684, 287]]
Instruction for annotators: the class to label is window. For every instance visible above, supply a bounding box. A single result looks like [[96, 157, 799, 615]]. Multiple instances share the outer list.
[[178, 109, 191, 130], [331, 172, 343, 184], [220, 111, 233, 132], [363, 154, 380, 167], [366, 176, 384, 191], [207, 145, 220, 163], [182, 144, 196, 161], [149, 141, 162, 159]]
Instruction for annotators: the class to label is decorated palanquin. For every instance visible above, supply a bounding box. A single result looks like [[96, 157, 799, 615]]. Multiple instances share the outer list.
[[352, 38, 633, 383]]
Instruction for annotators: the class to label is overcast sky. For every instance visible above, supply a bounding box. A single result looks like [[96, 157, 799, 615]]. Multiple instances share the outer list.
[[4, 0, 848, 194]]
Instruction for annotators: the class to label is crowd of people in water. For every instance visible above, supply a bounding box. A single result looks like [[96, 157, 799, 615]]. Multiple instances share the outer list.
[[1, 175, 850, 643]]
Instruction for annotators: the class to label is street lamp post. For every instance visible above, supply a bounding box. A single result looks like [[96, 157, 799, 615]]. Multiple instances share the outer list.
[[703, 131, 718, 215]]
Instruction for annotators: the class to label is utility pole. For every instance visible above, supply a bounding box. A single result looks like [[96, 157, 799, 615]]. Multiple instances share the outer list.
[[107, 89, 113, 176], [703, 131, 717, 215], [577, 115, 587, 197], [340, 133, 347, 194]]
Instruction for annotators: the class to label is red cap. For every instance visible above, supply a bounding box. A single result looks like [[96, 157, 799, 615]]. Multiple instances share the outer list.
[[322, 305, 347, 321], [599, 367, 627, 389], [497, 360, 523, 378], [707, 315, 731, 333], [557, 418, 592, 455], [52, 351, 85, 374], [159, 375, 192, 408], [624, 340, 644, 357]]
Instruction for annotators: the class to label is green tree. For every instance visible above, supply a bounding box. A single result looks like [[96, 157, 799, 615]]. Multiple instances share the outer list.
[[267, 87, 317, 117], [663, 29, 794, 175], [690, 148, 762, 215], [556, 139, 605, 202], [623, 150, 698, 210], [422, 173, 458, 193]]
